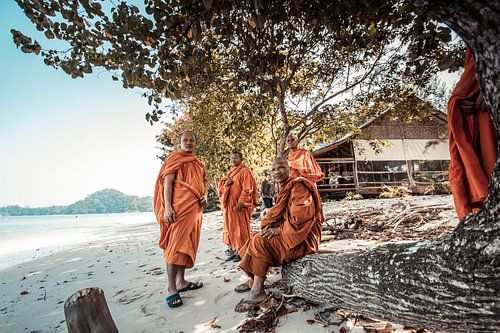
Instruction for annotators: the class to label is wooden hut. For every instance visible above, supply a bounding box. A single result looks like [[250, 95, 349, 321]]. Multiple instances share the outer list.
[[313, 109, 450, 194]]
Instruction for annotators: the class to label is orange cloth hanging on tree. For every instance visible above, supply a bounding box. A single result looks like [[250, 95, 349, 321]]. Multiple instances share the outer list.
[[447, 49, 498, 220]]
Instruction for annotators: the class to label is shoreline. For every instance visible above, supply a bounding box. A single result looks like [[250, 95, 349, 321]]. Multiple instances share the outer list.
[[0, 213, 156, 272], [0, 197, 456, 333]]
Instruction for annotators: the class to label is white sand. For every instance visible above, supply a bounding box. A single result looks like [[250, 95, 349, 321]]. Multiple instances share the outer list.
[[0, 197, 456, 333]]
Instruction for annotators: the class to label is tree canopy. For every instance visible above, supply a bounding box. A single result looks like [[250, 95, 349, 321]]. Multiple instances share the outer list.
[[157, 88, 276, 187], [13, 0, 462, 154]]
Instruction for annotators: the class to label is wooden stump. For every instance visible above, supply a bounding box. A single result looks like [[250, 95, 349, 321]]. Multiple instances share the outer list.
[[64, 287, 118, 333]]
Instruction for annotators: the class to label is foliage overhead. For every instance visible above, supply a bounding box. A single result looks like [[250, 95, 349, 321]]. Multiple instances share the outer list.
[[12, 4, 462, 103], [12, 0, 463, 155]]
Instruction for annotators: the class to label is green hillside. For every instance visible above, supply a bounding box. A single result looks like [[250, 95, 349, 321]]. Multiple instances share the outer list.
[[0, 189, 153, 216]]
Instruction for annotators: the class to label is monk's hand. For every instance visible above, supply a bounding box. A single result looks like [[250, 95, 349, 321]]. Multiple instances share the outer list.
[[199, 195, 208, 207], [261, 227, 279, 239], [225, 178, 233, 186], [164, 206, 176, 224], [234, 202, 244, 211]]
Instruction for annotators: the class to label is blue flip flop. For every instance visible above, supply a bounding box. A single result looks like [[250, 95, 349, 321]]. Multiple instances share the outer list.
[[178, 281, 203, 293], [166, 293, 183, 308]]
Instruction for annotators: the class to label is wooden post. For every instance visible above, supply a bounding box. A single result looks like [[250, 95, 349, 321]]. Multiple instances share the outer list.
[[64, 287, 118, 333], [351, 142, 359, 192]]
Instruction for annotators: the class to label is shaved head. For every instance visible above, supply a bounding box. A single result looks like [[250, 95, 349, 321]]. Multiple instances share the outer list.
[[273, 156, 288, 165], [232, 151, 243, 167], [180, 131, 196, 152], [180, 131, 196, 141], [272, 157, 290, 184], [286, 133, 299, 149]]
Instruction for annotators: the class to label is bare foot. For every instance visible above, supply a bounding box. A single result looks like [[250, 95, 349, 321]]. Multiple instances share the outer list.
[[234, 291, 269, 312], [234, 282, 251, 293]]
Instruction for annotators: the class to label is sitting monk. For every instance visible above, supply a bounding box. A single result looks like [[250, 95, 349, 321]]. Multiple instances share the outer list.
[[234, 157, 324, 312]]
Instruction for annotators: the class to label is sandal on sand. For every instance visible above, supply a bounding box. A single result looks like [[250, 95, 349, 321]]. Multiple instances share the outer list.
[[234, 294, 271, 313], [234, 282, 251, 293], [166, 293, 183, 308], [178, 281, 203, 293]]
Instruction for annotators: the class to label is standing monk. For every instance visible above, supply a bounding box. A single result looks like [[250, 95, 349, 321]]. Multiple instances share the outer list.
[[234, 157, 324, 312], [153, 131, 207, 308], [218, 152, 258, 262], [286, 133, 325, 183]]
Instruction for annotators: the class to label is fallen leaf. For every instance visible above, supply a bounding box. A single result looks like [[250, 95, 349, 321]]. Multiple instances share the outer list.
[[248, 17, 257, 28], [363, 323, 393, 333], [223, 277, 230, 282], [204, 315, 221, 329], [20, 290, 29, 295], [260, 297, 278, 310], [306, 319, 315, 325]]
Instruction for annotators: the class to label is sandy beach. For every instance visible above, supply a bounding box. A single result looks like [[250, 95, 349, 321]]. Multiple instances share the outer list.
[[0, 196, 457, 333]]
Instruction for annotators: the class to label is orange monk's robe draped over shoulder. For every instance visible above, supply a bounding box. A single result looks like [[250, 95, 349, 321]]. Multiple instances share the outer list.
[[239, 177, 324, 278], [287, 149, 325, 183], [448, 49, 498, 220], [217, 164, 258, 251], [153, 151, 207, 268]]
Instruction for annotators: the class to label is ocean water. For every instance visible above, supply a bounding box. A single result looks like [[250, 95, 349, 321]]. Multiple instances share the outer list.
[[0, 212, 156, 271]]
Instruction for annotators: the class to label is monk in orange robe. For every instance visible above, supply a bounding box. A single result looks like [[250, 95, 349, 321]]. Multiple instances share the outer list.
[[153, 131, 207, 308], [218, 152, 258, 261], [287, 133, 325, 183], [448, 49, 498, 220], [234, 157, 324, 312]]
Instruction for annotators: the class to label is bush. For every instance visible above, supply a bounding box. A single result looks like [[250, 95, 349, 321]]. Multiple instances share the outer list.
[[204, 188, 220, 212], [424, 180, 451, 195], [342, 192, 363, 201], [378, 185, 411, 198]]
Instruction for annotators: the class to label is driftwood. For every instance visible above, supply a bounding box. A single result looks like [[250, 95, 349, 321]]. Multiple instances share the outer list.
[[322, 202, 454, 242], [64, 287, 118, 333]]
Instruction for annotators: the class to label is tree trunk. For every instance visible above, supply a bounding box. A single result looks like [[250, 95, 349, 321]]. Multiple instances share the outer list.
[[64, 287, 118, 333], [282, 1, 500, 332], [277, 89, 289, 157]]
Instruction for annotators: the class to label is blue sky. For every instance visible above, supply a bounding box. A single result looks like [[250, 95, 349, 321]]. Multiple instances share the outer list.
[[0, 1, 165, 207], [0, 2, 461, 207]]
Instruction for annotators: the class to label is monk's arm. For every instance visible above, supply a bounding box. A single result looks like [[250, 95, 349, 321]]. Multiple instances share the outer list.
[[304, 153, 323, 178], [288, 183, 315, 228], [163, 173, 176, 223], [237, 171, 254, 208], [199, 171, 208, 206]]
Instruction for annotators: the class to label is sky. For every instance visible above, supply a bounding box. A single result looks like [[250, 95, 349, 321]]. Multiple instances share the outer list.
[[0, 2, 462, 208], [0, 2, 165, 207]]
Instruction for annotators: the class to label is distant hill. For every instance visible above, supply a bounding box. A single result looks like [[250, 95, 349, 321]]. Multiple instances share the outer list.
[[0, 189, 153, 216]]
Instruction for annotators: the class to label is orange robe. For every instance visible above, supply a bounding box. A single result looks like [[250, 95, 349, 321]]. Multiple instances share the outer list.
[[287, 148, 325, 183], [153, 151, 207, 268], [217, 164, 258, 251], [239, 177, 324, 278], [448, 49, 498, 220]]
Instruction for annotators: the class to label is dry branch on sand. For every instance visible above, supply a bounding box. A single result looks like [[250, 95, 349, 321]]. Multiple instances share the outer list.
[[322, 199, 454, 242]]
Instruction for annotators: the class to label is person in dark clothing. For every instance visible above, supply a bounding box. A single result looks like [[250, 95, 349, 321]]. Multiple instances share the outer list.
[[260, 173, 275, 209]]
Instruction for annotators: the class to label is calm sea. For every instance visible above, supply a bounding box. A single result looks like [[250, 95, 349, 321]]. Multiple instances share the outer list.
[[0, 212, 156, 271]]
